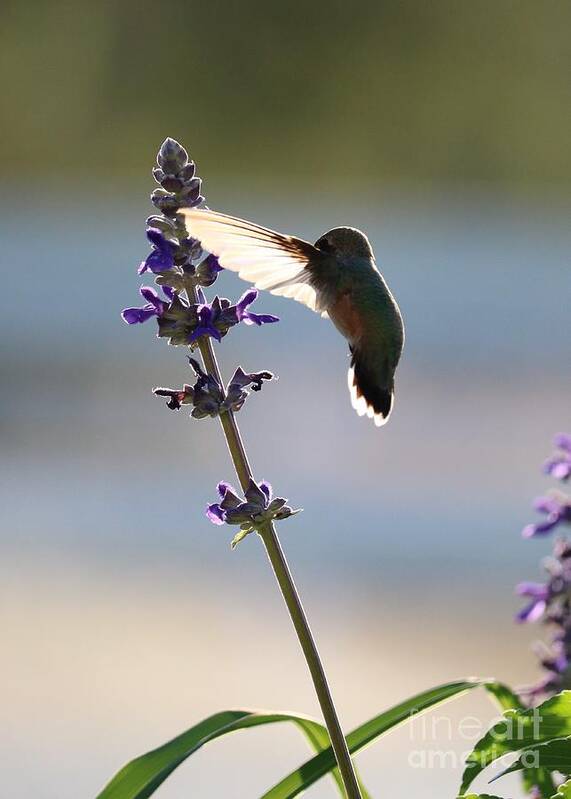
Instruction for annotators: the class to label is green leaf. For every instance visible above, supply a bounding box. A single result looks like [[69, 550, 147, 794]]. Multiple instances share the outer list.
[[457, 795, 504, 799], [461, 691, 571, 794], [553, 779, 571, 798], [491, 736, 571, 782], [96, 679, 487, 799], [261, 680, 480, 799], [95, 709, 352, 799], [482, 683, 556, 797], [484, 682, 525, 713], [230, 527, 252, 548]]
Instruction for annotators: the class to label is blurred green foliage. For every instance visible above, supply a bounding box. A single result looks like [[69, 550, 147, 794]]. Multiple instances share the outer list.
[[1, 0, 570, 186]]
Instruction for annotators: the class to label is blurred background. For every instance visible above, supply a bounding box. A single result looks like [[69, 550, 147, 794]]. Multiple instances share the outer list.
[[1, 2, 570, 797]]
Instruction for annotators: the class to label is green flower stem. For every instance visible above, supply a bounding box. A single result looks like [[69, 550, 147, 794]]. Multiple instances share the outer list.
[[256, 526, 362, 799], [192, 296, 361, 799]]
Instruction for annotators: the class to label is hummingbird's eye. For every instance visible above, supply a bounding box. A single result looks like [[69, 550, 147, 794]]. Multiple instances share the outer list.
[[316, 236, 334, 253]]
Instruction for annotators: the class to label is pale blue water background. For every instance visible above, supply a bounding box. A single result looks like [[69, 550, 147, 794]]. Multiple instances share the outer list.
[[1, 184, 569, 797]]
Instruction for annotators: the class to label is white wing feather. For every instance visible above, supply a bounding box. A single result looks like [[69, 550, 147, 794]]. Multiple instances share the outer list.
[[178, 208, 320, 312]]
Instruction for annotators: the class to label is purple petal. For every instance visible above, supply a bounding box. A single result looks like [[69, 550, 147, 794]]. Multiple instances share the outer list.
[[516, 598, 547, 623], [140, 286, 163, 305], [521, 523, 537, 539], [544, 647, 569, 674], [221, 499, 247, 516], [533, 495, 561, 514], [550, 461, 571, 480], [144, 249, 174, 273], [217, 481, 237, 499], [236, 289, 258, 316], [544, 454, 571, 480], [198, 305, 214, 324], [146, 227, 164, 247], [259, 481, 272, 501], [121, 306, 157, 324], [244, 479, 268, 506], [555, 654, 569, 673], [522, 519, 558, 538], [188, 325, 222, 343], [146, 227, 173, 253], [554, 433, 571, 453], [140, 286, 160, 299], [516, 582, 549, 599], [228, 367, 249, 389], [191, 306, 216, 340], [141, 228, 175, 273], [519, 675, 554, 700], [216, 482, 243, 511], [241, 311, 280, 326], [206, 504, 225, 525], [187, 327, 202, 343]]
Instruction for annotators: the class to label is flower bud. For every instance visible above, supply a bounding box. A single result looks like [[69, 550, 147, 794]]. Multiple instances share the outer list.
[[157, 137, 188, 173], [151, 188, 180, 215]]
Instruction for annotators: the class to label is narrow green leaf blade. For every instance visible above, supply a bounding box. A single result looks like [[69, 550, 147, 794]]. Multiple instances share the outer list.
[[461, 691, 571, 794], [262, 680, 480, 799], [96, 709, 333, 799], [285, 719, 372, 799]]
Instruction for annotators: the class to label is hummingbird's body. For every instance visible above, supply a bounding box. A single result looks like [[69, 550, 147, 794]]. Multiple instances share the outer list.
[[179, 210, 404, 426]]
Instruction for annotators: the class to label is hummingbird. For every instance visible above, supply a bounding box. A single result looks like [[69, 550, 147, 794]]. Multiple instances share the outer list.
[[179, 209, 405, 426]]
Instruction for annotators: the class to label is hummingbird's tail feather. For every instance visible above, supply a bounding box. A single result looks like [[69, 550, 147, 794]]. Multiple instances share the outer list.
[[348, 352, 394, 427]]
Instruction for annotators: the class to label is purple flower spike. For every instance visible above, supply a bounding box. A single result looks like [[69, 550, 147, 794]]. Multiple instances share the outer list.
[[121, 286, 172, 325], [235, 289, 279, 327], [515, 435, 571, 703], [138, 228, 176, 275], [544, 433, 571, 482]]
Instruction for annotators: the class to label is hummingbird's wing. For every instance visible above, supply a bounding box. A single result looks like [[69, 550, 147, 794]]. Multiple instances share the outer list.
[[179, 209, 323, 313]]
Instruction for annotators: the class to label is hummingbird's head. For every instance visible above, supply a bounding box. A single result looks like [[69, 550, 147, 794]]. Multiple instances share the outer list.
[[314, 227, 373, 260]]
